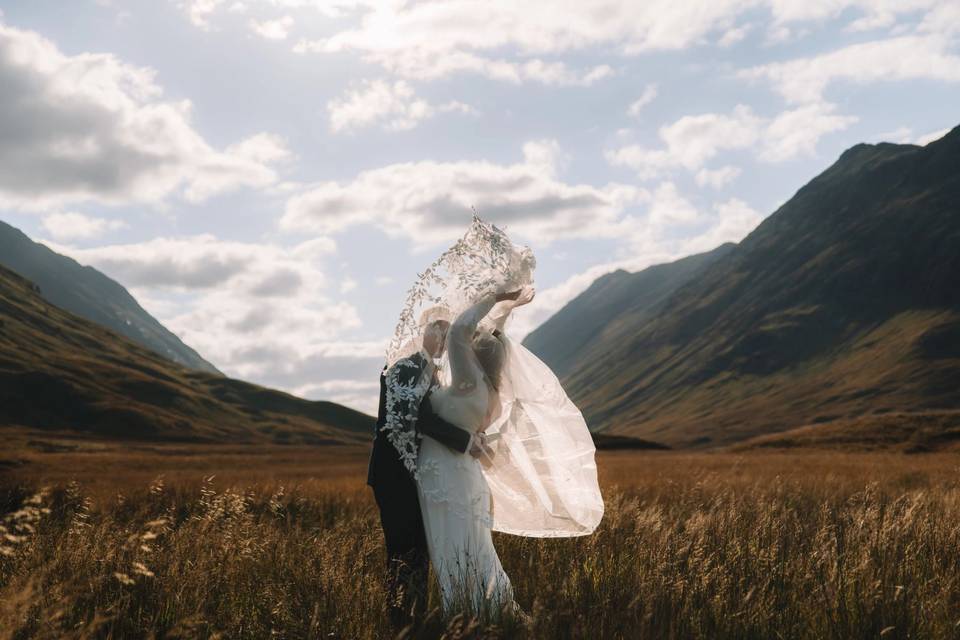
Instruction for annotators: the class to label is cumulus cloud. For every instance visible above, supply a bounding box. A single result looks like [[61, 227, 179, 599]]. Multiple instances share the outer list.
[[280, 140, 643, 246], [327, 79, 476, 133], [291, 0, 756, 83], [41, 212, 127, 240], [0, 21, 289, 212], [607, 105, 762, 179], [607, 103, 855, 179], [42, 234, 333, 292], [760, 102, 858, 161], [740, 35, 960, 104]]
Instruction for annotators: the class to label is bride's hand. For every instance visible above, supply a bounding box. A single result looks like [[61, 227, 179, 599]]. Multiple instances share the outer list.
[[495, 290, 522, 303], [495, 285, 535, 306], [469, 433, 495, 465], [514, 285, 535, 307]]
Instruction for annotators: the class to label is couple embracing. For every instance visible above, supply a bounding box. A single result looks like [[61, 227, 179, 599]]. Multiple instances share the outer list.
[[367, 217, 605, 630]]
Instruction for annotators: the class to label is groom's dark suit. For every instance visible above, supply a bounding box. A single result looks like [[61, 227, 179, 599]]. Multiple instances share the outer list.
[[367, 351, 472, 630]]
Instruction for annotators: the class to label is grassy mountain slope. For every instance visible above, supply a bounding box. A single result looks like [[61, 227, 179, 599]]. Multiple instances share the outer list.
[[523, 243, 735, 380], [535, 127, 960, 448]]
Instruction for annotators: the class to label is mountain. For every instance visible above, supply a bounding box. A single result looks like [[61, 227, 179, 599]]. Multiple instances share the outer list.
[[528, 126, 960, 448], [0, 220, 220, 374], [0, 263, 372, 444], [523, 243, 736, 380]]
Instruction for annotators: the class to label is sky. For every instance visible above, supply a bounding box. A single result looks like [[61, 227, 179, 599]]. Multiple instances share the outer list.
[[0, 0, 958, 415]]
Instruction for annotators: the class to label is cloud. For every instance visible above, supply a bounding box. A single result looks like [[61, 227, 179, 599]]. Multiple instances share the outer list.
[[177, 0, 228, 30], [916, 127, 951, 146], [0, 20, 289, 212], [760, 102, 858, 162], [327, 79, 476, 133], [918, 3, 960, 37], [627, 83, 658, 117], [292, 378, 381, 415], [740, 35, 960, 104], [646, 182, 699, 226], [298, 36, 616, 86], [41, 211, 127, 240], [296, 1, 757, 64], [41, 234, 334, 292], [607, 103, 855, 179], [679, 197, 763, 254], [249, 15, 293, 40], [765, 0, 939, 26], [695, 165, 741, 188], [176, 0, 957, 95], [607, 105, 762, 178], [718, 22, 752, 46], [291, 0, 758, 83], [340, 276, 357, 293], [280, 140, 643, 246]]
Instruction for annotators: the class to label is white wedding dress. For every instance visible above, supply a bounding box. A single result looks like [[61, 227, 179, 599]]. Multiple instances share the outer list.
[[416, 294, 514, 615]]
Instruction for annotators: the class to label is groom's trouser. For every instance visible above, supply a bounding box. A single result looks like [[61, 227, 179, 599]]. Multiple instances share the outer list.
[[369, 441, 429, 630]]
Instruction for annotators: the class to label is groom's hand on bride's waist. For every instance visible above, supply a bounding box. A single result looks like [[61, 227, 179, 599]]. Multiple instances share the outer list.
[[468, 433, 495, 464]]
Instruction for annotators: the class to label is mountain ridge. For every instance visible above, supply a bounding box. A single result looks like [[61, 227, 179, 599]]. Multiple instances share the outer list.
[[0, 220, 220, 374]]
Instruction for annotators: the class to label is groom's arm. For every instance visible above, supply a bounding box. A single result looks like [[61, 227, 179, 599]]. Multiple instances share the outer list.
[[380, 357, 431, 473], [417, 394, 472, 454]]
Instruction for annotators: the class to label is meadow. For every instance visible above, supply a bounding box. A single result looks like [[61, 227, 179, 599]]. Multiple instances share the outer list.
[[2, 435, 960, 639]]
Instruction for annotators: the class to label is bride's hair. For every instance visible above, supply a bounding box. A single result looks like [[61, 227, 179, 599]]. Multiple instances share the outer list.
[[472, 330, 505, 391]]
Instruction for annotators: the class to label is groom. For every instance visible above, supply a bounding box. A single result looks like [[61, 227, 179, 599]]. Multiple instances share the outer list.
[[366, 313, 478, 630]]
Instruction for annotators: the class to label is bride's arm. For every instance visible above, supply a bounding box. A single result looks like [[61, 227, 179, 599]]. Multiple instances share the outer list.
[[448, 290, 521, 393], [484, 285, 535, 334]]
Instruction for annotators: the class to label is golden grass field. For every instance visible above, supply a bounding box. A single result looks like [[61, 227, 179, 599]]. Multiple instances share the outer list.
[[2, 432, 960, 639]]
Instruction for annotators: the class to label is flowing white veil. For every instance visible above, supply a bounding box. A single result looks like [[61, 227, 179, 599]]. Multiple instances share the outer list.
[[390, 215, 604, 537], [482, 334, 604, 537]]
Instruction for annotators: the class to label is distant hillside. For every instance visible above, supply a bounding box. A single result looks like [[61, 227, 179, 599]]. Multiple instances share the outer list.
[[730, 410, 960, 453], [0, 263, 372, 444], [523, 243, 735, 380], [532, 126, 960, 448], [0, 220, 220, 374]]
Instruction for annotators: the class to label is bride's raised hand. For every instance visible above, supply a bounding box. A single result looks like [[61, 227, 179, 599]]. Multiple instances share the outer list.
[[514, 285, 535, 307], [495, 285, 535, 306]]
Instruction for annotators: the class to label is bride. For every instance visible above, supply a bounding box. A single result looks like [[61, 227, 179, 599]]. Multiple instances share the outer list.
[[386, 216, 605, 618]]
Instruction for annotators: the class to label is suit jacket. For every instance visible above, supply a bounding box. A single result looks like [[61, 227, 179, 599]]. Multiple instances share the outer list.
[[366, 352, 472, 487]]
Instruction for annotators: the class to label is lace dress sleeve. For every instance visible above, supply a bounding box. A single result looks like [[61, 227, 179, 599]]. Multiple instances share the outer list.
[[448, 292, 497, 395], [382, 356, 430, 474]]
